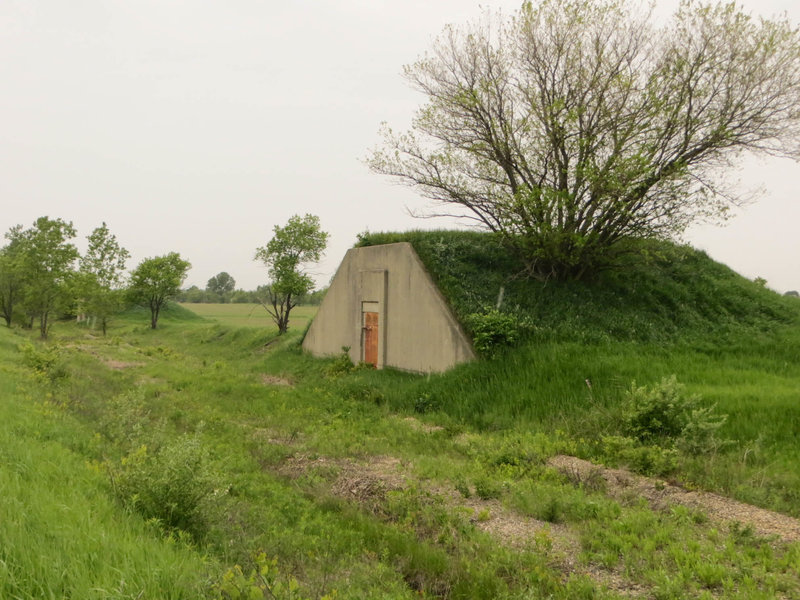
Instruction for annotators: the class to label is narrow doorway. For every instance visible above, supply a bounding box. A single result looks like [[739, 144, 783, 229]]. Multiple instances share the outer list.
[[362, 306, 379, 367]]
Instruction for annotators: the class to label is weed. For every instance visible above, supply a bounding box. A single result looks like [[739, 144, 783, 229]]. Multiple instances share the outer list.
[[338, 381, 385, 405], [413, 392, 439, 414], [324, 347, 358, 379], [454, 476, 471, 498], [211, 553, 326, 600]]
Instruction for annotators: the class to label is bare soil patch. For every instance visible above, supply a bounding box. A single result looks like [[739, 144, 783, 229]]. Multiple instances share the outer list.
[[103, 359, 143, 370], [548, 455, 800, 543], [398, 416, 445, 433], [260, 374, 293, 386]]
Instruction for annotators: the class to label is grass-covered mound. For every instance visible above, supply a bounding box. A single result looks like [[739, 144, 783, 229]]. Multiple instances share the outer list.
[[357, 230, 798, 344], [354, 230, 800, 514]]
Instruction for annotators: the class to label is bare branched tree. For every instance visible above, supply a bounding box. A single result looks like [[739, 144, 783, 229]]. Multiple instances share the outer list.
[[368, 0, 800, 279]]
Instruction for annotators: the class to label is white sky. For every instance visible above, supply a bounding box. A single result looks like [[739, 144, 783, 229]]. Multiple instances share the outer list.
[[1, 1, 799, 293]]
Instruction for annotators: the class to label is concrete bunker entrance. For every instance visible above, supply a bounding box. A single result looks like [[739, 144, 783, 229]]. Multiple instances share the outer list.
[[361, 301, 379, 366], [358, 269, 387, 368]]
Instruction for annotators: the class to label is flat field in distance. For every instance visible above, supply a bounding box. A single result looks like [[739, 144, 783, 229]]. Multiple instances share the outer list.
[[180, 303, 317, 330]]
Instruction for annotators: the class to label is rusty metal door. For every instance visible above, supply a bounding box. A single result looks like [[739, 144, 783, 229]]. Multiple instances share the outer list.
[[363, 311, 379, 367]]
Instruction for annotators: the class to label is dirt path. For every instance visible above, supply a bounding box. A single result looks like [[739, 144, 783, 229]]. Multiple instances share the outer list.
[[277, 452, 649, 597], [547, 455, 800, 543]]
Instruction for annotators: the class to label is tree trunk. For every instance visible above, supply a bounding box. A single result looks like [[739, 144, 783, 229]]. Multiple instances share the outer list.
[[39, 312, 48, 340], [150, 299, 161, 329]]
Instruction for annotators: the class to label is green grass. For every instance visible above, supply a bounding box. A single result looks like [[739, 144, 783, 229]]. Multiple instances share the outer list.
[[180, 303, 317, 331], [0, 328, 213, 599], [2, 236, 800, 598]]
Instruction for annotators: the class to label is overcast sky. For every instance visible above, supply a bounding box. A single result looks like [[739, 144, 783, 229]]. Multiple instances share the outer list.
[[2, 1, 799, 293]]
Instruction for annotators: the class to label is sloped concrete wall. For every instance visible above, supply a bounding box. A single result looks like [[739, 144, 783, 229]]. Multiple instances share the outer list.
[[302, 242, 475, 373]]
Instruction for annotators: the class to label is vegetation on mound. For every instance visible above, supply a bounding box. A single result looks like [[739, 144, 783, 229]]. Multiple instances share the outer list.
[[356, 230, 798, 345]]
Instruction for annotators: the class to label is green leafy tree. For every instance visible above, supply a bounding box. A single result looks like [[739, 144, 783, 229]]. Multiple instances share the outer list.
[[369, 0, 800, 279], [14, 217, 79, 339], [254, 214, 328, 334], [129, 253, 191, 329], [78, 222, 131, 335], [206, 271, 236, 302], [0, 226, 26, 327]]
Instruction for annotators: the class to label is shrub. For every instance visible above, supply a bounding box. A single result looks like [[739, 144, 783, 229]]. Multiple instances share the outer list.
[[465, 309, 528, 357], [623, 376, 691, 440], [108, 433, 229, 540], [474, 476, 503, 500], [18, 341, 68, 383], [622, 375, 729, 454]]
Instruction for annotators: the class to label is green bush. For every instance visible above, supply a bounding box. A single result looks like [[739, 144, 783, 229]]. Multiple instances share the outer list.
[[109, 433, 229, 540], [474, 476, 503, 500], [622, 376, 729, 454], [18, 341, 68, 383], [465, 309, 528, 357]]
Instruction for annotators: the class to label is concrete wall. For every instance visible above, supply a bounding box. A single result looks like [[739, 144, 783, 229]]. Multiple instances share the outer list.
[[302, 242, 475, 373]]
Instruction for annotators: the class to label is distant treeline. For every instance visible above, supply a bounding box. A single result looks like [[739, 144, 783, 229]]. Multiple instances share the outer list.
[[177, 285, 327, 306]]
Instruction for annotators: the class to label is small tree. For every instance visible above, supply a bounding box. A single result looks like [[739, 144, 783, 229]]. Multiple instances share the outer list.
[[129, 253, 191, 329], [79, 222, 130, 335], [254, 214, 328, 334], [206, 272, 236, 302], [369, 0, 800, 279]]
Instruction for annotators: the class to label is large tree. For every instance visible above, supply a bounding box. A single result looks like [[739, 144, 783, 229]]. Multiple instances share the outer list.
[[254, 214, 328, 334], [0, 226, 26, 327], [78, 223, 130, 335], [206, 271, 236, 302], [128, 253, 191, 329], [14, 217, 79, 339], [369, 0, 800, 279]]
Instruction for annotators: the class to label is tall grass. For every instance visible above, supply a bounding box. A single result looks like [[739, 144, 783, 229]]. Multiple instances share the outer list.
[[0, 329, 212, 599]]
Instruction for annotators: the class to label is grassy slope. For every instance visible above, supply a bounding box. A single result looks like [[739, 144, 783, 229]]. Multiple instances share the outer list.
[[0, 326, 212, 599], [357, 231, 800, 510]]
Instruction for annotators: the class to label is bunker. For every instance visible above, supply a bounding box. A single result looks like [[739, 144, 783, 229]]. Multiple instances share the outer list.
[[302, 242, 475, 373]]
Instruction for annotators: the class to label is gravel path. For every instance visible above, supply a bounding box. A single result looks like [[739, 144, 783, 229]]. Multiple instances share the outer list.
[[547, 455, 800, 543]]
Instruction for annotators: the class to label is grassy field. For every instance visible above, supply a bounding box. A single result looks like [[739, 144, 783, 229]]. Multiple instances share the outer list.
[[3, 237, 800, 598], [180, 303, 317, 331]]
